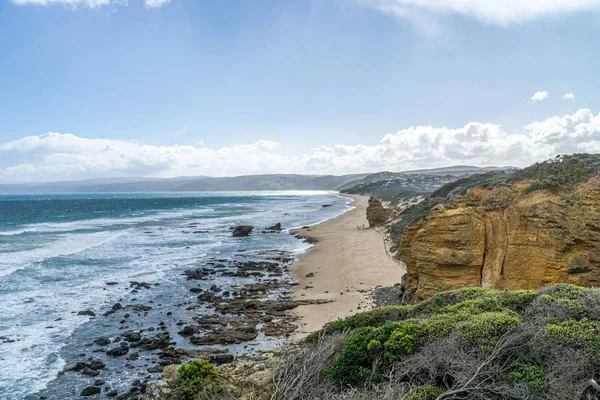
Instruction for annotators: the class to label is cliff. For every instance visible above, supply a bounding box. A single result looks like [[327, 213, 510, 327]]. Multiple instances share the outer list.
[[400, 154, 600, 300]]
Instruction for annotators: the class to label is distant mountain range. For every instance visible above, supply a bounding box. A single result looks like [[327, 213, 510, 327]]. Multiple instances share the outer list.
[[0, 166, 514, 194]]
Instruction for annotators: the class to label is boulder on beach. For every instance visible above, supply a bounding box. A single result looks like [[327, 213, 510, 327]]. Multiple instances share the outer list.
[[366, 196, 391, 227], [232, 225, 254, 237]]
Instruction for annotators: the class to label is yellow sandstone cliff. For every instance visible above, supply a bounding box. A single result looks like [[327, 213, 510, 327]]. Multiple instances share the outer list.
[[401, 176, 600, 300]]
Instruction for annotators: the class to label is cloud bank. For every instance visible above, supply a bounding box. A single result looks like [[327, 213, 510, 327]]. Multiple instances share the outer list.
[[361, 0, 600, 26], [2, 109, 600, 183], [13, 0, 600, 19], [11, 0, 169, 8]]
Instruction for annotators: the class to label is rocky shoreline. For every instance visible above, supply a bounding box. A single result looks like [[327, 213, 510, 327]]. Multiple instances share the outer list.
[[37, 226, 330, 400]]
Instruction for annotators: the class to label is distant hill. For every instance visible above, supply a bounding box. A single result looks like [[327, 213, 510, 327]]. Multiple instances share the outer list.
[[403, 165, 515, 176], [0, 174, 370, 194], [338, 166, 513, 203], [0, 165, 515, 194]]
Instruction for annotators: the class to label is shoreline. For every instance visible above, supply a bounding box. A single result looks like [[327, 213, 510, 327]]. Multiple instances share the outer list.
[[290, 194, 405, 337]]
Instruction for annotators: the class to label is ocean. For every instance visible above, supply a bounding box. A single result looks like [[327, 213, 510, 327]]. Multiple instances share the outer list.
[[0, 191, 351, 399]]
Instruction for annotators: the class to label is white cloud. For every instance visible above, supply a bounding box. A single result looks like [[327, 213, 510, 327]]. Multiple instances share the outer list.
[[563, 92, 576, 101], [11, 0, 113, 6], [144, 0, 169, 8], [3, 109, 600, 183], [530, 90, 548, 102], [10, 0, 170, 8], [359, 0, 600, 26]]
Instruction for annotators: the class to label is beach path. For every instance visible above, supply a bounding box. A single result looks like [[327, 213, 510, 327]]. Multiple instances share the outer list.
[[291, 194, 405, 337]]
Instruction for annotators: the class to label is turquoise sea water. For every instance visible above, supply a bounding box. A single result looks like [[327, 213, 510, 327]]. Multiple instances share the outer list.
[[0, 191, 351, 399]]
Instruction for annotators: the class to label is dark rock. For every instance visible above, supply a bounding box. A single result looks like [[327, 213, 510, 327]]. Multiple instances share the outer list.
[[232, 225, 253, 237], [77, 310, 95, 317], [147, 365, 163, 373], [123, 331, 141, 342], [209, 353, 235, 365], [266, 223, 282, 231], [112, 303, 123, 311], [126, 304, 152, 312], [190, 325, 258, 345], [305, 272, 314, 278], [178, 326, 196, 336], [94, 380, 105, 386], [82, 367, 100, 376], [80, 386, 101, 396], [63, 362, 86, 372], [94, 337, 111, 346], [107, 344, 129, 357], [134, 332, 171, 350], [88, 360, 105, 370], [130, 281, 151, 290]]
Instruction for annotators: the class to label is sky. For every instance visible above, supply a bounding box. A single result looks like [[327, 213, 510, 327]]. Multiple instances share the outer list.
[[2, 0, 600, 182]]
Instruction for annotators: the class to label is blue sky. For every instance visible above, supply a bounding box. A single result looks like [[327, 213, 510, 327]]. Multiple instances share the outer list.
[[2, 0, 600, 181]]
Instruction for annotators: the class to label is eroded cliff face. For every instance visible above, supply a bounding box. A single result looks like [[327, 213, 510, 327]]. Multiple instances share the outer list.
[[401, 178, 600, 300]]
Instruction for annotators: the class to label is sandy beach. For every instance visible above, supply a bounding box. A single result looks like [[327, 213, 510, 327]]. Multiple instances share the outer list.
[[291, 194, 405, 336]]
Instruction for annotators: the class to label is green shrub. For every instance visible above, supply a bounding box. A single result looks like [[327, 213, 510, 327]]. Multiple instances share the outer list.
[[508, 362, 545, 389], [383, 321, 417, 356], [523, 181, 544, 195], [319, 288, 539, 337], [324, 298, 524, 384], [323, 326, 381, 385], [405, 385, 445, 400], [456, 311, 522, 347], [543, 283, 595, 300], [539, 319, 600, 353], [318, 305, 412, 336], [173, 360, 223, 400], [512, 154, 600, 190]]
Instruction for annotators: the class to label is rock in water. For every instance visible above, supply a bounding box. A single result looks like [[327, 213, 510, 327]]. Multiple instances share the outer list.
[[80, 386, 101, 396], [266, 223, 282, 231], [232, 225, 254, 237], [106, 343, 129, 357], [77, 310, 95, 317], [366, 197, 391, 227]]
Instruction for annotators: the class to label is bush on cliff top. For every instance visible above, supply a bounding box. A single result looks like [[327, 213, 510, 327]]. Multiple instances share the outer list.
[[389, 153, 600, 245], [278, 284, 600, 400]]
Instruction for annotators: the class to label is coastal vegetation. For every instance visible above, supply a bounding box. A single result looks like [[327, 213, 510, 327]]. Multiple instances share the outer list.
[[171, 360, 224, 400], [162, 284, 600, 399], [268, 284, 600, 399]]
